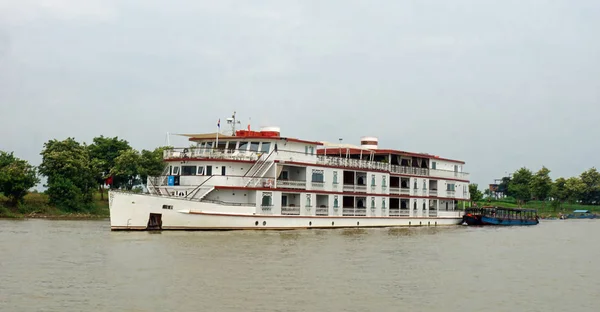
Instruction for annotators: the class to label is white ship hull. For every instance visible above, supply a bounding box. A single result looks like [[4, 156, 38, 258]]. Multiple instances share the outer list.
[[109, 191, 463, 230]]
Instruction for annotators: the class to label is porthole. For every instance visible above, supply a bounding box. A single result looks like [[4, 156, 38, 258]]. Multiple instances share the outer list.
[[357, 221, 360, 226], [435, 222, 437, 226], [428, 221, 430, 226], [309, 221, 312, 226], [263, 221, 266, 226], [332, 221, 335, 226], [420, 221, 422, 226], [255, 221, 259, 226], [409, 222, 411, 226]]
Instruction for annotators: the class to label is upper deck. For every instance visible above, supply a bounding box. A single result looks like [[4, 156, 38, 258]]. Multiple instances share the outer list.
[[163, 133, 469, 181]]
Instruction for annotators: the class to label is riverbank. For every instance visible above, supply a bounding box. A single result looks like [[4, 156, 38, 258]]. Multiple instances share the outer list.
[[0, 192, 109, 219], [474, 199, 600, 218]]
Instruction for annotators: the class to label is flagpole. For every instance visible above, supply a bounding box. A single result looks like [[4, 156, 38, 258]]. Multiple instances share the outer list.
[[216, 118, 220, 151]]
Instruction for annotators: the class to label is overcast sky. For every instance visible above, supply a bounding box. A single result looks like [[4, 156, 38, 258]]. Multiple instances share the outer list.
[[1, 0, 599, 188]]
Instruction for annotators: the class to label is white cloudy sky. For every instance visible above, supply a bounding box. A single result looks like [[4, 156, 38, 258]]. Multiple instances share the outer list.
[[1, 0, 599, 188]]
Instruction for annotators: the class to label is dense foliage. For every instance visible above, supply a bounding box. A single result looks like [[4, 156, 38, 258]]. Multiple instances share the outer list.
[[1, 136, 167, 215], [472, 166, 600, 209], [0, 151, 40, 206]]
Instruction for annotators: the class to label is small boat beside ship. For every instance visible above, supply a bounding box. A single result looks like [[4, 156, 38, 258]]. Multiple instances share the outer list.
[[565, 210, 597, 219], [462, 206, 539, 226]]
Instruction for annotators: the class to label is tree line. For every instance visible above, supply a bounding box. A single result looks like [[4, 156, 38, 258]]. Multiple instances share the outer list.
[[469, 166, 600, 208], [0, 136, 167, 212]]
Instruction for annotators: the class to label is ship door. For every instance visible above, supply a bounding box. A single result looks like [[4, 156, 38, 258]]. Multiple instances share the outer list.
[[206, 166, 213, 176], [147, 213, 162, 230], [221, 166, 226, 175]]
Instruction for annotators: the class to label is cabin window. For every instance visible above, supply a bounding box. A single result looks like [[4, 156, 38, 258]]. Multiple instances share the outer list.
[[333, 171, 338, 184], [447, 184, 455, 191], [205, 142, 213, 151], [162, 205, 173, 210], [181, 165, 197, 176], [172, 166, 180, 176], [413, 202, 417, 210], [432, 161, 437, 169], [169, 165, 173, 175], [312, 169, 324, 182], [414, 179, 418, 189], [371, 197, 375, 208], [260, 142, 271, 153], [382, 198, 386, 209], [423, 180, 427, 190], [206, 166, 213, 176], [227, 141, 237, 152], [446, 202, 449, 211], [197, 166, 205, 175], [217, 141, 227, 151], [371, 174, 376, 186], [280, 171, 289, 180], [261, 192, 273, 207], [423, 202, 426, 211], [306, 194, 312, 207], [249, 142, 260, 152], [305, 146, 309, 155], [238, 141, 248, 152], [310, 146, 314, 155], [333, 195, 339, 208], [382, 176, 387, 187]]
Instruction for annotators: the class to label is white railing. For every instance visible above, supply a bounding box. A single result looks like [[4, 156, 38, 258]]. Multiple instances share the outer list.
[[413, 189, 421, 196], [353, 208, 365, 216], [399, 210, 410, 216], [428, 210, 437, 217], [355, 185, 367, 192], [342, 208, 355, 216], [316, 156, 389, 171], [281, 206, 300, 215], [316, 207, 328, 216], [400, 188, 410, 195], [277, 180, 306, 189], [261, 205, 273, 214], [389, 209, 400, 217], [164, 148, 261, 161], [429, 190, 438, 196], [343, 185, 354, 192], [389, 187, 400, 195], [447, 190, 456, 197], [430, 169, 469, 180], [311, 181, 325, 189]]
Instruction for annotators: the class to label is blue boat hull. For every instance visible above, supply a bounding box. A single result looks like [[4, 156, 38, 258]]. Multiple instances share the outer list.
[[481, 216, 539, 226]]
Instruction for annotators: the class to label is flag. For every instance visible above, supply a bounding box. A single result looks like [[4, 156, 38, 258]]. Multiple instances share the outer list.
[[105, 176, 113, 185], [217, 119, 220, 128]]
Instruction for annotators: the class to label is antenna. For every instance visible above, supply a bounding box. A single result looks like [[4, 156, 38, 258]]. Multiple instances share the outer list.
[[227, 111, 241, 136], [165, 132, 171, 147]]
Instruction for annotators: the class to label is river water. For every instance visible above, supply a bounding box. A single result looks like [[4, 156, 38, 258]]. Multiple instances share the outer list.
[[0, 219, 598, 312]]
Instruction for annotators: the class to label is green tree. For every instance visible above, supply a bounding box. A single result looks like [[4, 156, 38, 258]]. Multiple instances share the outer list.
[[579, 168, 600, 204], [88, 136, 131, 197], [469, 183, 483, 203], [497, 176, 511, 197], [38, 138, 96, 210], [508, 167, 533, 206], [0, 151, 40, 206], [564, 176, 586, 204], [110, 149, 141, 191], [139, 147, 168, 187], [530, 166, 552, 203], [550, 177, 568, 210]]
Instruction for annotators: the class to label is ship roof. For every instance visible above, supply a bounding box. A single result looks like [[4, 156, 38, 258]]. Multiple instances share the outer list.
[[175, 133, 323, 146]]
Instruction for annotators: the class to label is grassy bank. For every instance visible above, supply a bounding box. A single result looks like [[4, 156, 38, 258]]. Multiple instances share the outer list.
[[0, 192, 109, 219], [474, 198, 600, 218]]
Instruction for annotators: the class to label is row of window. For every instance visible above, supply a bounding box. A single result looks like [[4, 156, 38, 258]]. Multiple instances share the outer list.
[[199, 141, 272, 153], [261, 192, 453, 209]]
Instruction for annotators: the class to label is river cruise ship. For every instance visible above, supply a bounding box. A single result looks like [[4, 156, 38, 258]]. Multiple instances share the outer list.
[[109, 114, 470, 230]]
